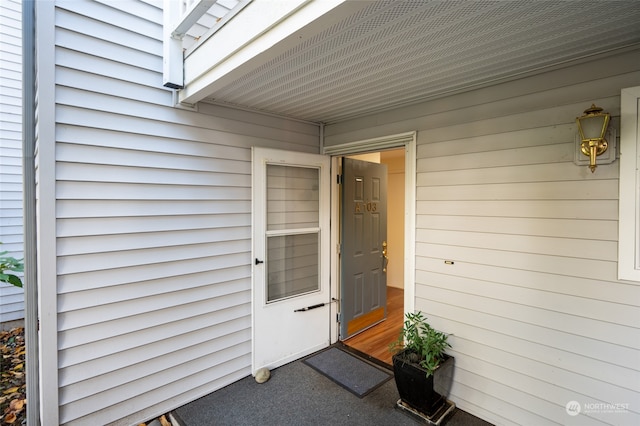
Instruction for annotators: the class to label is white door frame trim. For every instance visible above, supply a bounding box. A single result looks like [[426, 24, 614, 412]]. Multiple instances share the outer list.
[[324, 131, 417, 343]]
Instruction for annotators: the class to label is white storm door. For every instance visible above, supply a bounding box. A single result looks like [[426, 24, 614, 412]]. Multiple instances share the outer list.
[[252, 147, 331, 374]]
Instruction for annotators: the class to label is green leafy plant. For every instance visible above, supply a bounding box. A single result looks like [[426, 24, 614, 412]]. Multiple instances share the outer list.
[[0, 244, 24, 288], [390, 311, 450, 377]]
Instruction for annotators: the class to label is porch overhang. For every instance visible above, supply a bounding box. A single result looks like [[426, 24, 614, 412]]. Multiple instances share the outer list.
[[180, 0, 365, 107], [172, 0, 640, 124]]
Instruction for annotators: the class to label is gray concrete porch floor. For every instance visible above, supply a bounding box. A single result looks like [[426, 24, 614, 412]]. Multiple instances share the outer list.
[[172, 350, 493, 426]]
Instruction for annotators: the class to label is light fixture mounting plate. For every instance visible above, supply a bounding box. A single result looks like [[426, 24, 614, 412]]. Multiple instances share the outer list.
[[574, 127, 617, 169]]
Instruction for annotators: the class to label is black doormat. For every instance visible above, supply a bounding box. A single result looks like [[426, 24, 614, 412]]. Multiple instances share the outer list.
[[303, 347, 392, 398]]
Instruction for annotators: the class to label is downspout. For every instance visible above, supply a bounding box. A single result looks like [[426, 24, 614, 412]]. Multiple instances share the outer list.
[[22, 1, 40, 425]]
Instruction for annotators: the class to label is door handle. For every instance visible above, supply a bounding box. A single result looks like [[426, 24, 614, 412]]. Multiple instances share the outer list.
[[382, 241, 389, 272], [294, 303, 326, 312]]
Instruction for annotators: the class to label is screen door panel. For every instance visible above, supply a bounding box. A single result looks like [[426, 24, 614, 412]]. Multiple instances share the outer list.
[[266, 164, 320, 302], [267, 233, 319, 302]]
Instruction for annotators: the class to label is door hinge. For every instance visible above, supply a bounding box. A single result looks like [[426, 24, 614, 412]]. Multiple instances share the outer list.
[[336, 313, 342, 323], [337, 174, 343, 184]]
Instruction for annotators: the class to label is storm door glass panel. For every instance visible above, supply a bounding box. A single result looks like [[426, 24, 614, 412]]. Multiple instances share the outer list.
[[266, 164, 320, 302]]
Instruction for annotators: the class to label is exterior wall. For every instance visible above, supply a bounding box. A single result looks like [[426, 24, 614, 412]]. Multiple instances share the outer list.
[[0, 0, 24, 325], [325, 49, 640, 426], [36, 1, 319, 424]]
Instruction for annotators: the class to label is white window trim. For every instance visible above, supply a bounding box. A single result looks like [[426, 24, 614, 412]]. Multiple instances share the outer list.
[[618, 86, 640, 281]]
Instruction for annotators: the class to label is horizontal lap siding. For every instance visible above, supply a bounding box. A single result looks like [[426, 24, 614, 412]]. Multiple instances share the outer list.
[[0, 0, 24, 323], [417, 114, 640, 426], [415, 112, 640, 425], [325, 50, 640, 425], [51, 1, 318, 424]]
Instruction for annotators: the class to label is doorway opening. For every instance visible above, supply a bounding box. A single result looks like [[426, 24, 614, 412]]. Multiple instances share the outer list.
[[339, 148, 405, 366]]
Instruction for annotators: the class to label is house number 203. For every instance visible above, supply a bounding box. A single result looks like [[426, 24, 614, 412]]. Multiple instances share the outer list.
[[354, 202, 377, 212]]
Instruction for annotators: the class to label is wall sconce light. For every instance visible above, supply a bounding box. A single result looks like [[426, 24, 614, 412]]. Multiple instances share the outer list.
[[575, 104, 611, 173]]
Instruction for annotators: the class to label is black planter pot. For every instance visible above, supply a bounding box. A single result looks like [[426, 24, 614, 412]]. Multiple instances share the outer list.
[[392, 350, 454, 417]]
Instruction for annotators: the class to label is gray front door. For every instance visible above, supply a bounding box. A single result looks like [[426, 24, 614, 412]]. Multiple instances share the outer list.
[[340, 157, 388, 339]]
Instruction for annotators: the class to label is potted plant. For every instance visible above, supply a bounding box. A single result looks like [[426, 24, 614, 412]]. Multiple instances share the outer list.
[[390, 311, 454, 417]]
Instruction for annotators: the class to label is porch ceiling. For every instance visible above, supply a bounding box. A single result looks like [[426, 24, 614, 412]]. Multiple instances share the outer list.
[[186, 0, 640, 124]]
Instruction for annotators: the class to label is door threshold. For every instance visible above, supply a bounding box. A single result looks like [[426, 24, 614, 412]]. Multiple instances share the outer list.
[[344, 316, 387, 340], [336, 342, 393, 371]]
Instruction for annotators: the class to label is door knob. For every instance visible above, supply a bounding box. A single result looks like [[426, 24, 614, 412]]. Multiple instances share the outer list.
[[382, 241, 389, 272]]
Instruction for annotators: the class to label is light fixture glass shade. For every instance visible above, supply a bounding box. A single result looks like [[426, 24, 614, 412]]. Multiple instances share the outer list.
[[577, 104, 610, 141]]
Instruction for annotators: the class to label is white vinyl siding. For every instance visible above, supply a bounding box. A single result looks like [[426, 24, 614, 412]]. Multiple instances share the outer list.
[[325, 49, 640, 426], [44, 1, 319, 424], [0, 0, 24, 324]]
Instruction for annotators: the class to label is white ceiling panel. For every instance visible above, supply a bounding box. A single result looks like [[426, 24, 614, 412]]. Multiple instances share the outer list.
[[194, 0, 640, 123]]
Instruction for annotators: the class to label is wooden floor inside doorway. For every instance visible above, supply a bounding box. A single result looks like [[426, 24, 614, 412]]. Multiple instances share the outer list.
[[343, 286, 404, 366]]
